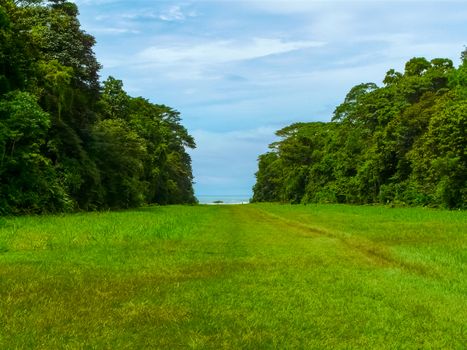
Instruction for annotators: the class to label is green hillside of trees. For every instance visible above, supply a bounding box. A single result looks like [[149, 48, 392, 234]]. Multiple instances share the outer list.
[[0, 0, 196, 214], [253, 52, 467, 209]]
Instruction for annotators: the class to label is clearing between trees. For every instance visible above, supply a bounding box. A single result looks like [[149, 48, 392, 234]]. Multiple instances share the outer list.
[[0, 204, 465, 348]]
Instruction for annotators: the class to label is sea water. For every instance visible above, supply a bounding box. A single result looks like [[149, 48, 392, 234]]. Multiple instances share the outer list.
[[197, 195, 251, 204]]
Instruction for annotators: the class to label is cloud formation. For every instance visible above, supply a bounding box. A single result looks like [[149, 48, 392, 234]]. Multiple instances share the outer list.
[[159, 5, 196, 21], [137, 38, 325, 66]]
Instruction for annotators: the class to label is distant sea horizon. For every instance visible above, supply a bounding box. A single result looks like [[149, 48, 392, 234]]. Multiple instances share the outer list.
[[196, 194, 251, 204]]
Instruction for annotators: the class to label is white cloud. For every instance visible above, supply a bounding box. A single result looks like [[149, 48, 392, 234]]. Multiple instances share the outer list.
[[87, 27, 140, 35], [159, 5, 186, 21], [90, 5, 197, 22], [137, 38, 325, 66], [245, 1, 333, 14], [192, 127, 277, 145], [72, 0, 121, 4], [247, 0, 464, 14]]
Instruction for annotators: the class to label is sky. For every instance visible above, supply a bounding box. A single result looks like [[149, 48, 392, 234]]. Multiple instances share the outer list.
[[72, 0, 467, 198]]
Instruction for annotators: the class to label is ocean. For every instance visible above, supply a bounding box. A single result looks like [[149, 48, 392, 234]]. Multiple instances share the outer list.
[[196, 195, 251, 204]]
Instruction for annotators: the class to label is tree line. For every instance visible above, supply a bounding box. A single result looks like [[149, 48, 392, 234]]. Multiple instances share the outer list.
[[0, 0, 196, 214], [253, 51, 467, 209]]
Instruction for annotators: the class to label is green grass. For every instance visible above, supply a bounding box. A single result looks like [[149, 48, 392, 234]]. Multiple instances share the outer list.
[[0, 204, 466, 349]]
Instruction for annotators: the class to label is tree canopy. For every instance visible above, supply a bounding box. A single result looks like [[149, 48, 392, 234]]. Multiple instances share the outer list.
[[0, 0, 196, 214], [253, 54, 467, 209]]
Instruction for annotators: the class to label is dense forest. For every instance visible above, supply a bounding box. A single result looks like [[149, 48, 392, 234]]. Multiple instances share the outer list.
[[0, 0, 196, 214], [253, 51, 467, 209]]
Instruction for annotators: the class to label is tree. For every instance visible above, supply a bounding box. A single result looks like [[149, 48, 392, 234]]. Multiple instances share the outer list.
[[98, 76, 130, 121], [91, 119, 146, 208], [0, 91, 70, 213]]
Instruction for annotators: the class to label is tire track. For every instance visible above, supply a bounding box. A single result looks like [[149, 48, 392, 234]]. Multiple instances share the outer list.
[[245, 206, 436, 277]]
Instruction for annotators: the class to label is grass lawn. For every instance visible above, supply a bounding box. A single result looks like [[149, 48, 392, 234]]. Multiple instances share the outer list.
[[0, 204, 466, 349]]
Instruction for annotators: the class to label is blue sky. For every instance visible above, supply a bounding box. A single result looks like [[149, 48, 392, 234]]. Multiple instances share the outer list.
[[73, 0, 467, 197]]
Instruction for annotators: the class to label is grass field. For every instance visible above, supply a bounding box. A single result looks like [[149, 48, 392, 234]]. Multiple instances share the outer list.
[[0, 204, 466, 349]]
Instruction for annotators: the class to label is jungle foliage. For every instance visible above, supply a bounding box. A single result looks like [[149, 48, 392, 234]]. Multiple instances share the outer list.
[[253, 52, 467, 208], [0, 0, 196, 214]]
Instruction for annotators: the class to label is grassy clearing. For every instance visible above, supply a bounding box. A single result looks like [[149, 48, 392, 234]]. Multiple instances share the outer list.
[[0, 204, 466, 349]]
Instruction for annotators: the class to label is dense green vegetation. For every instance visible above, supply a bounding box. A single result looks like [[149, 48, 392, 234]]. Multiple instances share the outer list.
[[0, 0, 196, 214], [253, 52, 467, 208], [0, 204, 465, 348]]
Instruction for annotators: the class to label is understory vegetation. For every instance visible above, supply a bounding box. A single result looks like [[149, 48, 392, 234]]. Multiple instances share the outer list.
[[253, 52, 467, 209], [0, 204, 465, 348], [0, 0, 196, 215]]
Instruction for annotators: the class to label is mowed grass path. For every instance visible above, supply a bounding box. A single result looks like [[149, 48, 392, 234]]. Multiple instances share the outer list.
[[0, 204, 466, 349]]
